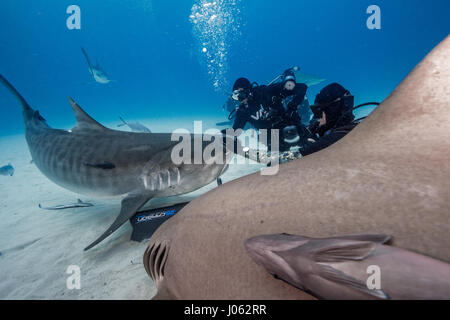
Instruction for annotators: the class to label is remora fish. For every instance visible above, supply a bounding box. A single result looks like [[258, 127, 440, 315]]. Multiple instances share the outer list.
[[81, 47, 112, 84], [117, 116, 152, 133], [38, 199, 94, 210], [245, 234, 450, 300]]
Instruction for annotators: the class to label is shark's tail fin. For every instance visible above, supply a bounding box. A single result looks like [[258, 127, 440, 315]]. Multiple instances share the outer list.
[[0, 74, 35, 121]]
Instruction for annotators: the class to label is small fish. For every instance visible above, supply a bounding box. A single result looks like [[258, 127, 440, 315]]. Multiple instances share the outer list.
[[117, 116, 152, 133], [81, 47, 112, 84], [38, 199, 94, 210], [0, 164, 14, 176]]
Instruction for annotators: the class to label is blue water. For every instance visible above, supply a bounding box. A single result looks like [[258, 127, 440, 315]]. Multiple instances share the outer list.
[[0, 0, 449, 135]]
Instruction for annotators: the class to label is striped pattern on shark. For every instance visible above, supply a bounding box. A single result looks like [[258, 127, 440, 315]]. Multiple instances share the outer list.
[[0, 74, 230, 250]]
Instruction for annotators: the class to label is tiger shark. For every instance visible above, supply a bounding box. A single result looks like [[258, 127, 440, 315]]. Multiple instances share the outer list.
[[81, 47, 111, 84], [0, 74, 231, 250]]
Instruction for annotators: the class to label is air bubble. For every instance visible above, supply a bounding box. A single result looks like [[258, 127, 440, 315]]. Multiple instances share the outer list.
[[190, 0, 242, 92]]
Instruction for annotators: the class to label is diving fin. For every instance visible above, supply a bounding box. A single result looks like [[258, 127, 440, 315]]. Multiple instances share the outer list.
[[84, 192, 153, 250]]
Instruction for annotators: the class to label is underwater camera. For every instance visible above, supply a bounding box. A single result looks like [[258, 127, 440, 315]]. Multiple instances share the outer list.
[[279, 124, 315, 152], [282, 125, 300, 145]]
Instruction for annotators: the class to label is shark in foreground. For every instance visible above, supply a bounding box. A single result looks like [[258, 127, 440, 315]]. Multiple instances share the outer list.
[[0, 75, 230, 250], [144, 36, 450, 299]]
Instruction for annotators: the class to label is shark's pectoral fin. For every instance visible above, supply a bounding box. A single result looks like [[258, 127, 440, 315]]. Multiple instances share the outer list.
[[312, 239, 377, 263], [303, 236, 389, 299], [326, 234, 391, 245], [67, 97, 109, 132], [84, 192, 153, 250], [317, 264, 389, 300]]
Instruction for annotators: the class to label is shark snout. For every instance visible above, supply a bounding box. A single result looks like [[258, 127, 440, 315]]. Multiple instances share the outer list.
[[245, 235, 292, 279], [245, 236, 277, 273]]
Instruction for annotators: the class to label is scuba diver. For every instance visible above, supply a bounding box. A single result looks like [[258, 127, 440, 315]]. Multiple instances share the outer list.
[[223, 77, 379, 164], [228, 77, 271, 131], [224, 71, 316, 153], [300, 83, 359, 156], [265, 69, 308, 115], [263, 68, 315, 151]]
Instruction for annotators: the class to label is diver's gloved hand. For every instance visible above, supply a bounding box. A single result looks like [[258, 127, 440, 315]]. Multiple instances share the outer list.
[[297, 125, 316, 147], [309, 120, 320, 135]]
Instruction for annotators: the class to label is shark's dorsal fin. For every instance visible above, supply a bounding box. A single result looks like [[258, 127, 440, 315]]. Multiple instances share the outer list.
[[68, 97, 108, 131]]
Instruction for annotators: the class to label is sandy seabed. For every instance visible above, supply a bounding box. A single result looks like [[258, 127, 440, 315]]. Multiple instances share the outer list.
[[0, 116, 263, 299]]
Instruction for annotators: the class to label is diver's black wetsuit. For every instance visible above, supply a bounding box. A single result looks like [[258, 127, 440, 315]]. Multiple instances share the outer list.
[[232, 87, 271, 131], [261, 82, 314, 151], [264, 83, 308, 114], [262, 83, 307, 129], [300, 123, 357, 156]]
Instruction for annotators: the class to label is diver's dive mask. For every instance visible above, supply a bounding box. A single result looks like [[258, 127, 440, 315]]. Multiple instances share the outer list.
[[231, 89, 248, 102], [310, 93, 354, 118]]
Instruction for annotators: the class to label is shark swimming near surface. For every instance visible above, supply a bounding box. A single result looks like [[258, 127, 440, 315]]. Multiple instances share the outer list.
[[0, 74, 232, 250], [81, 47, 112, 84]]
